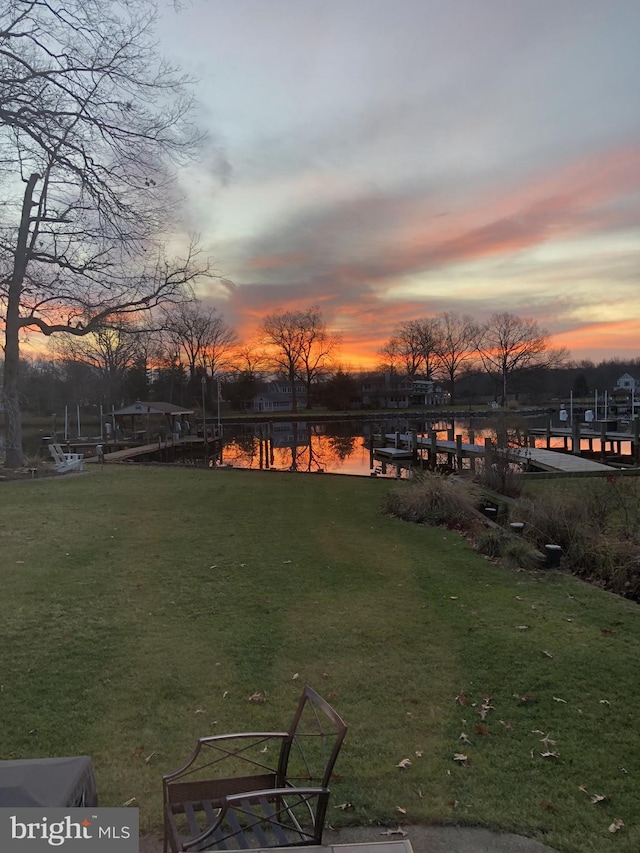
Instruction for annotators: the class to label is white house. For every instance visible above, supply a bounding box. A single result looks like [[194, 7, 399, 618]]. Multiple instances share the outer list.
[[615, 373, 639, 392]]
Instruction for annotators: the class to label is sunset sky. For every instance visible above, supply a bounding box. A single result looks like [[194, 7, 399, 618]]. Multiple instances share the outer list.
[[156, 0, 640, 368]]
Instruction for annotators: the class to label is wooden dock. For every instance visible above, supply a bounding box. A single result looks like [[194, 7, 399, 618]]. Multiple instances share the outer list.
[[507, 447, 615, 473], [85, 435, 216, 463], [379, 432, 618, 475]]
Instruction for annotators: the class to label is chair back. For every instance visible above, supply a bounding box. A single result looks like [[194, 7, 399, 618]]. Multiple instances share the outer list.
[[278, 686, 347, 788]]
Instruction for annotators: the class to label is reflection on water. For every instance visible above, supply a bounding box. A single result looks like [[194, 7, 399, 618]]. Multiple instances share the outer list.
[[219, 412, 638, 477], [221, 420, 413, 478]]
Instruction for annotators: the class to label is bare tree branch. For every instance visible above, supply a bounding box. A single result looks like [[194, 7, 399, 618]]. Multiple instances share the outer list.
[[0, 0, 214, 465]]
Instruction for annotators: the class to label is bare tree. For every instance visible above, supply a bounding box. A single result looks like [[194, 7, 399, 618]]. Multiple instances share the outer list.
[[475, 312, 566, 405], [51, 316, 150, 407], [433, 312, 479, 406], [379, 318, 441, 378], [298, 307, 341, 409], [260, 307, 339, 413], [162, 300, 237, 380], [233, 345, 270, 381], [0, 0, 210, 466]]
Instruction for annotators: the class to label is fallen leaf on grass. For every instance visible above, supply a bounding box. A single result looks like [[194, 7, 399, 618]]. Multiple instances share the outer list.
[[591, 794, 609, 805], [600, 628, 614, 635], [542, 650, 553, 658], [608, 818, 624, 833], [475, 723, 491, 736], [499, 720, 514, 730], [415, 750, 423, 757], [514, 693, 535, 704], [540, 751, 560, 759], [260, 746, 269, 754], [396, 807, 407, 815], [453, 753, 469, 765], [459, 733, 472, 745], [516, 625, 530, 630], [599, 699, 611, 706], [540, 800, 556, 813], [144, 751, 157, 764], [455, 693, 469, 706], [396, 758, 412, 769], [123, 797, 136, 806], [292, 673, 299, 680], [540, 734, 556, 748], [132, 746, 144, 758], [334, 802, 354, 811], [446, 800, 459, 808], [248, 692, 267, 704], [553, 697, 567, 703]]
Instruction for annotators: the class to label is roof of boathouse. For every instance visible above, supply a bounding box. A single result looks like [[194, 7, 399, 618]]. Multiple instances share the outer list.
[[111, 401, 194, 417]]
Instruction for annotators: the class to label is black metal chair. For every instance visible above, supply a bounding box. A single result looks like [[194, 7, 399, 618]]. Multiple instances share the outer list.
[[163, 686, 347, 852]]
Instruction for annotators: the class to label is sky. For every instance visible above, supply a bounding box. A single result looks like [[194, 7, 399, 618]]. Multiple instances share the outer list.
[[156, 0, 640, 368]]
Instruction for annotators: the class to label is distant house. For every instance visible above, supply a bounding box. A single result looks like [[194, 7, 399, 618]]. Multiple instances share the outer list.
[[615, 373, 639, 393], [409, 379, 448, 407], [251, 380, 307, 413], [612, 374, 640, 417], [353, 373, 447, 409]]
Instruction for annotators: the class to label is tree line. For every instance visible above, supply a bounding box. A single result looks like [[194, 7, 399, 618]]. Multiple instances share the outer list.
[[4, 297, 638, 427]]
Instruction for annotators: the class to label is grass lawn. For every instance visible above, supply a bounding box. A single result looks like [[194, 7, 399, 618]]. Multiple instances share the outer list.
[[0, 465, 638, 852]]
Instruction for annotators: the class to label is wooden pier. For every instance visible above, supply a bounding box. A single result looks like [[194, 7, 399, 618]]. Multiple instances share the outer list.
[[378, 431, 620, 476], [528, 422, 639, 462], [507, 447, 615, 474], [84, 435, 220, 464]]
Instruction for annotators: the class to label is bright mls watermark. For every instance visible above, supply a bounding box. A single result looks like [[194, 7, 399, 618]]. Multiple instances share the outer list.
[[0, 808, 138, 851]]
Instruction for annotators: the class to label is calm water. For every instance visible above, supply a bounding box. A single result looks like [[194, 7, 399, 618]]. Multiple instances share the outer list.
[[6, 412, 629, 475], [219, 416, 500, 478], [220, 420, 395, 477], [218, 413, 635, 477]]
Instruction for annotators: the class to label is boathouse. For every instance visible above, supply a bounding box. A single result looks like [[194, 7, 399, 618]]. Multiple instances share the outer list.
[[110, 401, 195, 441]]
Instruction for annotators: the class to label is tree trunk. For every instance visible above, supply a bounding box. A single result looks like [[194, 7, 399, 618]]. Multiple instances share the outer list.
[[448, 368, 456, 407], [290, 368, 298, 414], [3, 173, 39, 468]]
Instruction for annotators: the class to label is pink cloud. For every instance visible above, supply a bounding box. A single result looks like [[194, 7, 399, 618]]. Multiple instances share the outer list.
[[210, 142, 640, 366]]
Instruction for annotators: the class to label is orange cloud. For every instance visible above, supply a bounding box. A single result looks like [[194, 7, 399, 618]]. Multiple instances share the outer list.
[[553, 317, 640, 357]]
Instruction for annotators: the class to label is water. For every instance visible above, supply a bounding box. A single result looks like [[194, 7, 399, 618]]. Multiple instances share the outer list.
[[217, 412, 637, 477], [218, 415, 505, 478], [220, 420, 416, 478]]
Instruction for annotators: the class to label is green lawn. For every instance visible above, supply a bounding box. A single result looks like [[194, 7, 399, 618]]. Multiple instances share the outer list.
[[0, 466, 638, 852]]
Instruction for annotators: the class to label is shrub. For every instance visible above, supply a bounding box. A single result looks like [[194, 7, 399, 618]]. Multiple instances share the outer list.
[[476, 528, 509, 558], [518, 483, 640, 600], [475, 450, 524, 498], [476, 528, 543, 570], [382, 473, 478, 531]]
